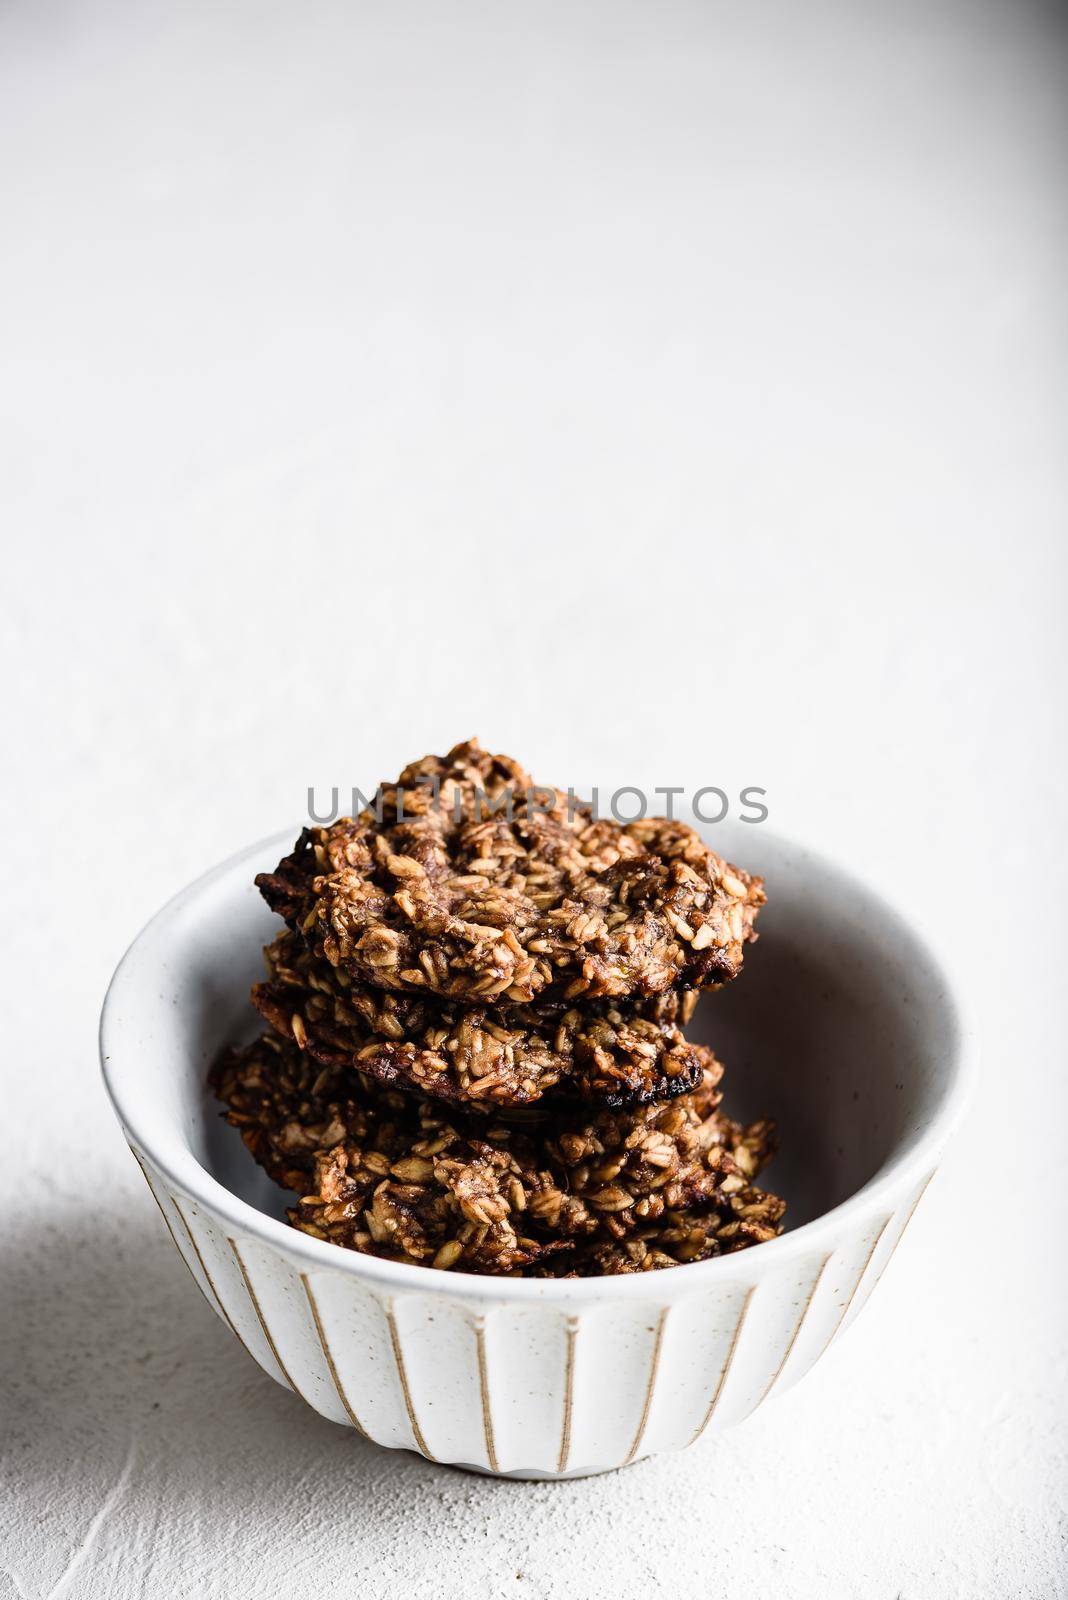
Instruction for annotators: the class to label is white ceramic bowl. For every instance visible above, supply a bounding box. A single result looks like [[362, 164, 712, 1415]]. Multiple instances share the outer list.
[[100, 822, 972, 1478]]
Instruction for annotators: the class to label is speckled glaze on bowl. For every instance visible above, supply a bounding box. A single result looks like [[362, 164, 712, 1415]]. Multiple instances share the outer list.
[[100, 821, 972, 1479]]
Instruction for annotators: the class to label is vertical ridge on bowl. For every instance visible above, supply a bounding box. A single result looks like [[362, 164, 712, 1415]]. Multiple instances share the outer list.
[[832, 1168, 938, 1347], [808, 1217, 896, 1378], [473, 1319, 500, 1473], [227, 1238, 311, 1403], [299, 1273, 373, 1437], [180, 1204, 288, 1390], [701, 1256, 819, 1429], [292, 1264, 431, 1451], [169, 1200, 252, 1357], [753, 1252, 835, 1411], [382, 1301, 438, 1460], [470, 1304, 577, 1474], [555, 1319, 579, 1473], [620, 1305, 670, 1466], [390, 1294, 522, 1466]]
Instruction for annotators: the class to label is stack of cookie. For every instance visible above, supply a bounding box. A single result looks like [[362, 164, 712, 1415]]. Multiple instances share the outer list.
[[213, 741, 785, 1276]]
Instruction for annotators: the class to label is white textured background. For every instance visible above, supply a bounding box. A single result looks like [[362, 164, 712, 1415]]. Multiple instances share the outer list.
[[1, 1, 1065, 1595]]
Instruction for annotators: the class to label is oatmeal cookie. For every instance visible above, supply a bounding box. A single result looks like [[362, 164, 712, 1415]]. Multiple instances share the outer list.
[[554, 1183, 786, 1275], [251, 931, 703, 1109], [211, 1033, 782, 1276], [257, 739, 764, 1008]]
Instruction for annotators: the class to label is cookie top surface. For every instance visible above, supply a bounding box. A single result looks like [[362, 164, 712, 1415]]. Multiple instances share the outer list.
[[257, 739, 764, 1007]]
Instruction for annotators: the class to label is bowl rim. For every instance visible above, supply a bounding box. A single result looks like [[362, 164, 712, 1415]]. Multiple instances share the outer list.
[[100, 824, 976, 1304]]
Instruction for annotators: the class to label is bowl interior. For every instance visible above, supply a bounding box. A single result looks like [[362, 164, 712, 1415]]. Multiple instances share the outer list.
[[103, 822, 960, 1242], [685, 827, 957, 1227]]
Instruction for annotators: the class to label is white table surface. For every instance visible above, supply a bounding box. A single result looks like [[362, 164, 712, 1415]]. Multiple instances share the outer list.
[[2, 2, 1065, 1595]]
